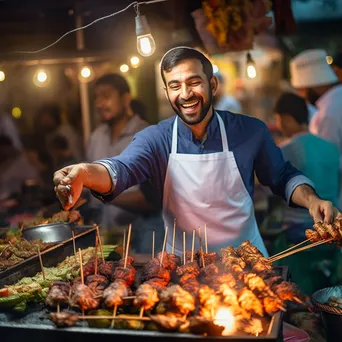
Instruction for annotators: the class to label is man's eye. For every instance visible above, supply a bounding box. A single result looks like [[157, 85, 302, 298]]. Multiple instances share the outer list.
[[191, 81, 201, 86], [169, 85, 180, 90]]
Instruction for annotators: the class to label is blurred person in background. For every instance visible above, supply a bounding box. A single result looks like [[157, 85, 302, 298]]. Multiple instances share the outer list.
[[131, 98, 148, 123], [0, 110, 22, 151], [331, 51, 342, 82], [87, 73, 163, 250], [290, 49, 342, 210], [213, 72, 242, 113], [272, 92, 340, 294]]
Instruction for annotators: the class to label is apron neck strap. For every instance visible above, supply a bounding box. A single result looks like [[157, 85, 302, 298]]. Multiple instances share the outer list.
[[171, 113, 229, 154]]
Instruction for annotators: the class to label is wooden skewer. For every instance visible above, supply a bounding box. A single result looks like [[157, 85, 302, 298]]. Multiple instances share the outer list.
[[124, 224, 132, 269], [96, 227, 105, 264], [139, 307, 144, 318], [37, 247, 45, 280], [269, 238, 334, 262], [269, 239, 309, 260], [267, 315, 275, 335], [183, 231, 186, 265], [81, 315, 151, 322], [191, 230, 195, 263], [198, 227, 205, 268], [94, 235, 99, 275], [57, 303, 60, 313], [71, 230, 77, 256], [160, 226, 168, 268], [123, 228, 126, 259], [152, 231, 155, 259], [172, 218, 176, 255], [204, 223, 208, 254], [78, 248, 84, 285], [110, 304, 118, 328]]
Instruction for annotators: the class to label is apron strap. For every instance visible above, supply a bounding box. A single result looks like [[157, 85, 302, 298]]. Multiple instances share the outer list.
[[171, 113, 229, 154], [171, 117, 178, 154], [216, 113, 229, 152]]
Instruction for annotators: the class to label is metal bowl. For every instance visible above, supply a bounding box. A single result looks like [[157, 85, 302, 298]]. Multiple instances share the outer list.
[[312, 286, 342, 342], [21, 222, 75, 243]]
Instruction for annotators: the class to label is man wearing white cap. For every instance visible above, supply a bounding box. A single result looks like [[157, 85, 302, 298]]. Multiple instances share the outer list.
[[53, 47, 340, 257], [290, 49, 342, 210]]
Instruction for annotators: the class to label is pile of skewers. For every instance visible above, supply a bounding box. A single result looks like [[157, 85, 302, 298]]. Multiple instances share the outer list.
[[268, 217, 342, 263], [45, 222, 309, 337]]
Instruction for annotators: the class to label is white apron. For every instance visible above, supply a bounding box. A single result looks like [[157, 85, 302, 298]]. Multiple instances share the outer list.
[[162, 113, 268, 257]]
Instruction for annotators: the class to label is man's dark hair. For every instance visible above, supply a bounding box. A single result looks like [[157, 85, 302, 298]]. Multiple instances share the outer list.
[[95, 73, 130, 96], [0, 135, 13, 147], [274, 92, 308, 125], [160, 47, 213, 86], [37, 103, 61, 125]]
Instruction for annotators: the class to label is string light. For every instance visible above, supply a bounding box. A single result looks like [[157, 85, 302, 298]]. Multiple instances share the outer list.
[[246, 52, 257, 79], [0, 70, 5, 82], [12, 107, 22, 119], [79, 65, 94, 82], [120, 64, 129, 73], [130, 56, 140, 68], [33, 68, 49, 87]]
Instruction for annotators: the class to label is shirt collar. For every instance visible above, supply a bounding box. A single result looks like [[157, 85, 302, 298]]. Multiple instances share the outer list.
[[316, 84, 342, 109], [177, 110, 220, 142], [104, 114, 144, 139]]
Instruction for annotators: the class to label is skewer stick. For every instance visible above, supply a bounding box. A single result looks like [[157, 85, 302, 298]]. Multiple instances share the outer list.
[[198, 227, 205, 268], [172, 218, 176, 254], [110, 304, 118, 328], [191, 230, 195, 263], [160, 226, 168, 268], [81, 315, 152, 322], [123, 228, 126, 259], [71, 230, 77, 256], [139, 307, 144, 318], [267, 315, 275, 335], [152, 231, 155, 259], [37, 247, 45, 280], [94, 235, 99, 275], [57, 303, 60, 313], [78, 248, 84, 285], [269, 238, 333, 262], [204, 223, 208, 254], [183, 231, 186, 265], [269, 239, 309, 260], [96, 227, 105, 264], [124, 224, 132, 269]]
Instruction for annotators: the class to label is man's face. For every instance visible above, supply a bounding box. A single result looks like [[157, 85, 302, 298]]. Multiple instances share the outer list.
[[39, 113, 57, 132], [95, 84, 127, 123], [274, 113, 297, 138], [163, 59, 217, 125]]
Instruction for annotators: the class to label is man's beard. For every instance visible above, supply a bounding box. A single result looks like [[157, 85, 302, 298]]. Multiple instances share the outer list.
[[168, 88, 213, 126], [306, 88, 320, 106], [102, 110, 126, 127]]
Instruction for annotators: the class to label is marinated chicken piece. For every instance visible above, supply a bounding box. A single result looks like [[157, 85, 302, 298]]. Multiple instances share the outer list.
[[99, 261, 114, 278], [220, 246, 246, 273], [201, 252, 220, 266], [70, 283, 99, 311], [176, 262, 200, 277], [250, 259, 273, 274], [159, 284, 196, 315], [218, 283, 239, 307], [45, 281, 71, 307], [313, 222, 329, 240], [168, 254, 181, 271], [238, 288, 264, 317], [149, 314, 184, 331], [262, 295, 284, 314], [305, 229, 321, 243], [134, 283, 159, 311], [141, 266, 171, 283], [180, 316, 225, 336], [271, 281, 308, 303], [202, 263, 219, 281], [86, 274, 109, 296], [185, 250, 200, 265], [211, 273, 237, 290], [113, 266, 136, 286], [83, 259, 96, 278], [145, 278, 169, 292], [198, 285, 221, 319], [49, 312, 79, 327], [182, 279, 200, 296], [118, 256, 135, 267], [242, 273, 274, 295], [103, 279, 130, 308], [179, 272, 197, 285], [264, 276, 283, 287]]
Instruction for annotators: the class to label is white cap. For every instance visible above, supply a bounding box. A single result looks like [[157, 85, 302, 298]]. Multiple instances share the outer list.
[[290, 49, 338, 88]]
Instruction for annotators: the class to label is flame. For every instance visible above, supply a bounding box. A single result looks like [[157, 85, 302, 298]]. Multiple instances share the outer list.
[[214, 306, 236, 336]]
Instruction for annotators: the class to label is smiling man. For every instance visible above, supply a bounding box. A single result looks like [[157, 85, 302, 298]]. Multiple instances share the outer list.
[[53, 47, 340, 256]]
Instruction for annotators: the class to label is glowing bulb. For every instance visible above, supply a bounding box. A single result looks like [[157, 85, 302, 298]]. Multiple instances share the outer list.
[[326, 56, 333, 65], [130, 56, 140, 68], [214, 307, 236, 336], [37, 71, 47, 83], [247, 65, 257, 79], [120, 64, 129, 73], [0, 70, 5, 82], [137, 34, 156, 57], [80, 66, 91, 78], [12, 107, 22, 119], [213, 64, 219, 74]]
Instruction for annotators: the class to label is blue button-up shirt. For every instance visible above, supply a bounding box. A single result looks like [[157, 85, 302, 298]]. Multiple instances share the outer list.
[[94, 111, 314, 206]]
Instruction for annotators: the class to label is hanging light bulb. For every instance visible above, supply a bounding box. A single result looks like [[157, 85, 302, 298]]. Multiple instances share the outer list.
[[120, 64, 129, 73], [130, 56, 140, 68], [246, 52, 257, 79], [78, 65, 94, 82], [0, 70, 5, 82], [135, 14, 156, 57], [33, 68, 49, 87]]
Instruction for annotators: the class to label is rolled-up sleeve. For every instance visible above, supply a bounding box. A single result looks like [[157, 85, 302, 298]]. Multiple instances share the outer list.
[[90, 127, 157, 203], [254, 122, 315, 206]]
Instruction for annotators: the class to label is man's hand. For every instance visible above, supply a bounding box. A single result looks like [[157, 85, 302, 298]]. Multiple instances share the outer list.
[[53, 164, 87, 210], [308, 198, 341, 223]]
